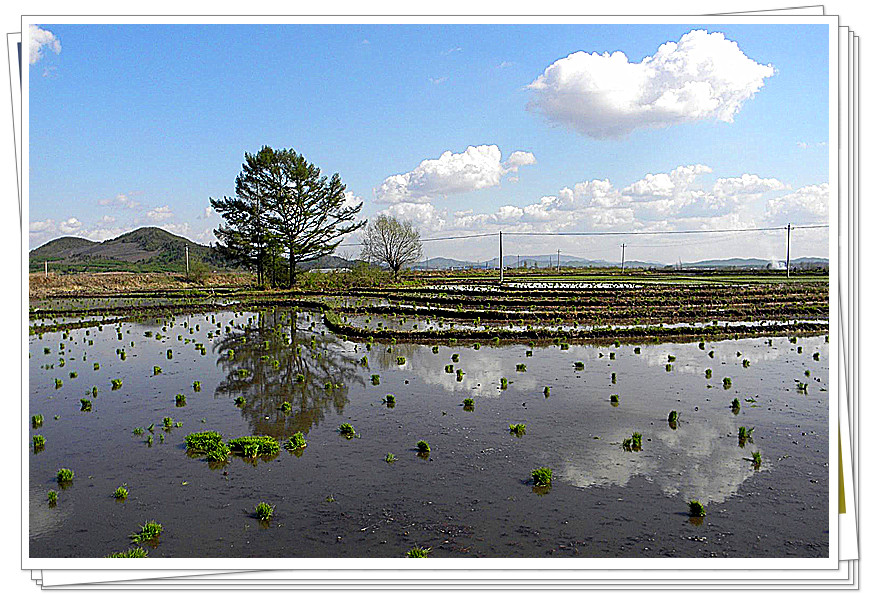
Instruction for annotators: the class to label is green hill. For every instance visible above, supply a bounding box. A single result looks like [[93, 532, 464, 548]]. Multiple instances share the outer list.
[[30, 227, 227, 274]]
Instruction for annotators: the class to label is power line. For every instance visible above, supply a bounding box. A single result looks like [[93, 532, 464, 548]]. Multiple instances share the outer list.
[[503, 224, 828, 237]]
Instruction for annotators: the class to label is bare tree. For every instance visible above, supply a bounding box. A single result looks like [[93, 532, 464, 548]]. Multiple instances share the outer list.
[[360, 215, 423, 279]]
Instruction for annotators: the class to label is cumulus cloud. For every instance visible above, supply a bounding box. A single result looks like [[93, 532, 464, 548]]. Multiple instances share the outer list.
[[375, 145, 536, 204], [161, 222, 192, 236], [30, 219, 56, 234], [527, 30, 775, 138], [99, 193, 140, 209], [766, 183, 829, 224], [83, 226, 126, 242], [58, 217, 82, 234], [146, 205, 173, 222], [201, 206, 215, 219], [380, 202, 446, 233], [342, 190, 363, 209], [29, 25, 61, 65]]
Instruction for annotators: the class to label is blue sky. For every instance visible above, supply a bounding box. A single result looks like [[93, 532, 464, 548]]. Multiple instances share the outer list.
[[28, 23, 831, 263]]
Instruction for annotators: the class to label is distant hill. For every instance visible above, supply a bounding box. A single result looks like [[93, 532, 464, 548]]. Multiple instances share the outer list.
[[30, 227, 226, 274]]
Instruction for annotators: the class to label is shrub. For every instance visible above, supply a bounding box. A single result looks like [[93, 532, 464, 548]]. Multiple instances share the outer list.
[[153, 366, 162, 375], [530, 467, 552, 486]]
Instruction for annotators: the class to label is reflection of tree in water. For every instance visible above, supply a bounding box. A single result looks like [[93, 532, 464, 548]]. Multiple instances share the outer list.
[[214, 308, 363, 438]]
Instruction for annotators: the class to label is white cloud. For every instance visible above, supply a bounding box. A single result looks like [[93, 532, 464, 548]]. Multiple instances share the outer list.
[[342, 190, 363, 209], [429, 76, 448, 85], [99, 193, 140, 209], [29, 25, 61, 65], [498, 61, 514, 69], [765, 183, 829, 224], [375, 145, 536, 204], [161, 222, 192, 237], [30, 219, 56, 234], [380, 203, 446, 233], [99, 215, 116, 224], [202, 206, 215, 219], [58, 217, 82, 234], [83, 226, 126, 242], [527, 30, 775, 138], [146, 205, 173, 222]]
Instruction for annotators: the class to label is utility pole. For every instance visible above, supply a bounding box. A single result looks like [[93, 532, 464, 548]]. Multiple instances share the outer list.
[[557, 249, 561, 272], [786, 223, 791, 278], [185, 246, 190, 277], [44, 261, 47, 278], [620, 243, 626, 273], [499, 231, 503, 285]]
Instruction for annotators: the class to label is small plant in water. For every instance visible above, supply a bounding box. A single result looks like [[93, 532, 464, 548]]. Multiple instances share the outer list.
[[509, 423, 526, 436], [384, 452, 396, 463], [107, 547, 148, 558], [406, 546, 431, 558], [113, 485, 129, 500], [751, 451, 762, 469], [234, 396, 246, 407], [33, 435, 45, 450], [153, 366, 162, 375], [574, 361, 584, 370], [279, 401, 291, 413], [611, 372, 617, 384], [175, 394, 186, 407], [339, 423, 356, 438], [731, 398, 741, 412], [462, 398, 475, 410], [383, 394, 396, 405], [80, 398, 92, 412], [668, 411, 680, 424], [47, 490, 58, 506], [111, 378, 123, 390], [56, 468, 74, 484], [284, 431, 307, 451], [722, 377, 732, 389], [500, 378, 508, 390], [129, 521, 163, 543], [688, 500, 706, 517], [371, 374, 380, 386], [254, 502, 274, 521], [610, 394, 619, 404], [32, 414, 44, 428], [193, 381, 201, 392], [416, 440, 430, 453], [516, 363, 526, 372], [530, 467, 553, 486]]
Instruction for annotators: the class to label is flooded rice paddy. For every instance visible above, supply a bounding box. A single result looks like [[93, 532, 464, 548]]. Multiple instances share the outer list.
[[29, 304, 829, 558]]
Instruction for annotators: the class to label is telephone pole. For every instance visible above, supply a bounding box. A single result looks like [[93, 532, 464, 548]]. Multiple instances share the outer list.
[[786, 223, 791, 278], [557, 249, 561, 272], [499, 231, 503, 285], [44, 261, 48, 278], [620, 243, 626, 273], [185, 246, 190, 277]]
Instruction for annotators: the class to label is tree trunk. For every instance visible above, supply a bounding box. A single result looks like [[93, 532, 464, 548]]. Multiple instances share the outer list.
[[288, 250, 297, 287]]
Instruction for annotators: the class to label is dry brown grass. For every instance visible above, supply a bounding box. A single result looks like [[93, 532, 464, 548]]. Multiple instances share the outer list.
[[29, 272, 255, 299]]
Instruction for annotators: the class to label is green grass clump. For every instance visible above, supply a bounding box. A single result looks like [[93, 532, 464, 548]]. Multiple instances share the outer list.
[[93, 363, 100, 370], [406, 546, 431, 558], [162, 417, 173, 431], [206, 443, 231, 462], [113, 485, 129, 500], [705, 369, 712, 379], [731, 398, 741, 412], [543, 386, 550, 398], [634, 347, 641, 354], [295, 373, 305, 383], [462, 398, 475, 410], [384, 452, 396, 463], [107, 547, 148, 558], [153, 366, 162, 375], [516, 363, 526, 372], [47, 490, 58, 506], [80, 398, 92, 412], [69, 371, 77, 379], [722, 377, 732, 389], [184, 431, 223, 453], [284, 431, 306, 451], [55, 378, 63, 389], [111, 378, 123, 390], [530, 467, 552, 486], [227, 436, 280, 457], [33, 435, 45, 450], [751, 451, 762, 469], [383, 394, 395, 405], [688, 500, 706, 517], [193, 380, 201, 392], [610, 394, 619, 403], [611, 372, 617, 384], [742, 359, 751, 368], [416, 440, 430, 453], [129, 521, 162, 544], [668, 411, 680, 424], [574, 361, 584, 370], [133, 427, 144, 435], [813, 352, 820, 361], [31, 414, 44, 428], [371, 374, 380, 385], [451, 353, 460, 362], [175, 394, 186, 407], [254, 502, 274, 521], [623, 432, 643, 451], [500, 377, 508, 390], [279, 401, 292, 413], [91, 386, 98, 398], [396, 356, 406, 365], [444, 364, 454, 373], [509, 423, 526, 436], [56, 468, 74, 484], [234, 396, 246, 407]]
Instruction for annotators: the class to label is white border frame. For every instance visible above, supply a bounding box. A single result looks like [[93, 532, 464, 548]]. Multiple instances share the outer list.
[[21, 14, 841, 571]]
